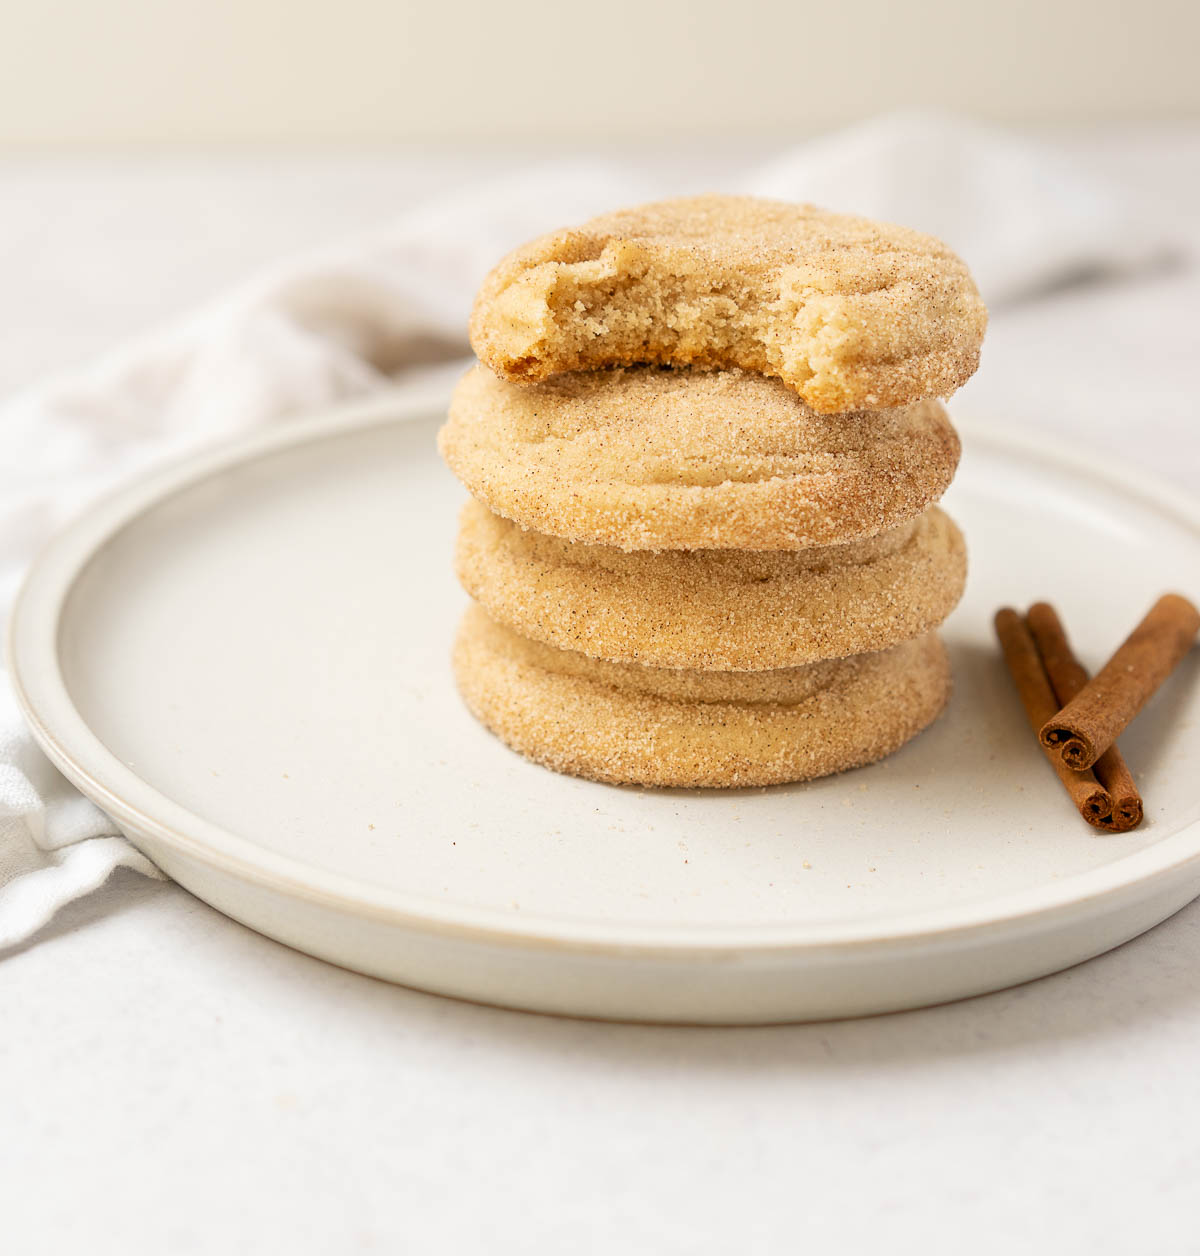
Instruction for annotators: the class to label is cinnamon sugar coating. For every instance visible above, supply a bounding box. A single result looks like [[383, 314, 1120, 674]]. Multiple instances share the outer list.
[[439, 364, 960, 551], [454, 605, 951, 788], [469, 195, 986, 413], [456, 500, 966, 670]]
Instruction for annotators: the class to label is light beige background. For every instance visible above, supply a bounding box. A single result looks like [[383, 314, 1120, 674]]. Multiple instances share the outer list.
[[2, 0, 1197, 148]]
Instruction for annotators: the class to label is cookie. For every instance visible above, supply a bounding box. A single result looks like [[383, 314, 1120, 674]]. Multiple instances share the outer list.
[[469, 195, 986, 414], [455, 500, 966, 670], [439, 364, 960, 551], [453, 605, 951, 788]]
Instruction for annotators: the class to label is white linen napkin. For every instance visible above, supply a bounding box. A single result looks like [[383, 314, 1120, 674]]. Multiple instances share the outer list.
[[0, 112, 1177, 950]]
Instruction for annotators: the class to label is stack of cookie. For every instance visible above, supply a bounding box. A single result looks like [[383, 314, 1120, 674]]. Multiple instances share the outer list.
[[439, 197, 986, 788]]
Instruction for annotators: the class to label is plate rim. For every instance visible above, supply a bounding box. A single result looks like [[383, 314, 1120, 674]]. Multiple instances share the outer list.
[[7, 385, 1200, 957]]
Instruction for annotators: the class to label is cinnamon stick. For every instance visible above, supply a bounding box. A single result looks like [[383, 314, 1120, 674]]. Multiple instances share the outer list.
[[994, 608, 1113, 828], [1039, 593, 1200, 771], [1026, 602, 1143, 832]]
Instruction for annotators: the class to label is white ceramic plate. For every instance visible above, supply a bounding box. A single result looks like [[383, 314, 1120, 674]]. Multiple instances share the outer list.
[[9, 387, 1200, 1023]]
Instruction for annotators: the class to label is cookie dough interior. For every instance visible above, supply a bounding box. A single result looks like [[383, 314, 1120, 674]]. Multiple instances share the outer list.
[[470, 196, 987, 414]]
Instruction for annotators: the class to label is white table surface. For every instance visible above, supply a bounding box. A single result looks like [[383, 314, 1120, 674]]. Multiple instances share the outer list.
[[2, 130, 1199, 1254]]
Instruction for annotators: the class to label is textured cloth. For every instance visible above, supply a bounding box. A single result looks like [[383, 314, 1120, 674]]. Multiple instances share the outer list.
[[0, 112, 1176, 949], [0, 684, 164, 948]]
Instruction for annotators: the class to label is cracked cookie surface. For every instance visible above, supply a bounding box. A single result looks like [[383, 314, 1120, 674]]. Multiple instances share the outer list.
[[453, 605, 951, 788], [439, 363, 961, 551], [455, 501, 965, 670], [469, 195, 986, 413]]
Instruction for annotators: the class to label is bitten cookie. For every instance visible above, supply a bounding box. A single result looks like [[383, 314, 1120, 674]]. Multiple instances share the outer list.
[[439, 364, 961, 551], [469, 195, 987, 413], [455, 500, 967, 670], [454, 605, 952, 788]]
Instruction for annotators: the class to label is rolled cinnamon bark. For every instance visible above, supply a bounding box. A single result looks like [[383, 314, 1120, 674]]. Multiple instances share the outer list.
[[994, 608, 1113, 828], [1026, 602, 1143, 832], [1039, 593, 1200, 771]]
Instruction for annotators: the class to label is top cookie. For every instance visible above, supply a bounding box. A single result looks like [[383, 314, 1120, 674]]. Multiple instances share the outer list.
[[469, 195, 987, 414]]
